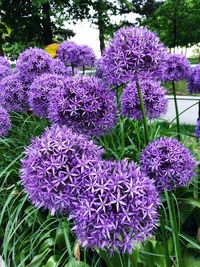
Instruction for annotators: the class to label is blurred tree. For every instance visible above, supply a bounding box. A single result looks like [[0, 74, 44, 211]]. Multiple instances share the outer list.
[[67, 0, 134, 54], [143, 0, 200, 49], [0, 0, 74, 56], [0, 21, 12, 56], [132, 0, 163, 19]]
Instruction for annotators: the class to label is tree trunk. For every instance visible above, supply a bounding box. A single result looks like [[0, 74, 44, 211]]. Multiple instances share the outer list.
[[42, 2, 53, 45], [98, 24, 105, 55], [0, 36, 4, 56]]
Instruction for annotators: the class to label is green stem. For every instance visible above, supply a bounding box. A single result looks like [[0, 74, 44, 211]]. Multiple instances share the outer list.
[[116, 86, 121, 115], [165, 191, 183, 267], [72, 65, 75, 76], [128, 254, 134, 267], [136, 80, 149, 145], [172, 81, 181, 141], [83, 65, 85, 75], [116, 87, 125, 155], [160, 209, 171, 267]]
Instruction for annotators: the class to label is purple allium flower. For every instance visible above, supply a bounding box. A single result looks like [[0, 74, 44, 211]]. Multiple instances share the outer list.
[[20, 125, 103, 215], [57, 41, 80, 67], [100, 26, 167, 86], [195, 118, 200, 138], [0, 65, 11, 82], [49, 58, 69, 76], [15, 48, 52, 84], [0, 56, 10, 68], [28, 74, 65, 118], [140, 137, 196, 192], [71, 160, 159, 254], [76, 45, 96, 68], [48, 76, 117, 136], [188, 64, 200, 94], [49, 58, 79, 76], [0, 105, 11, 137], [161, 53, 190, 82], [95, 59, 103, 79], [65, 66, 79, 76], [121, 80, 168, 120], [0, 73, 28, 112]]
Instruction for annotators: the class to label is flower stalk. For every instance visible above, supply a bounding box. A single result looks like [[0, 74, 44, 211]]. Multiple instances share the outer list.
[[136, 80, 149, 145], [172, 81, 181, 141], [165, 191, 183, 267]]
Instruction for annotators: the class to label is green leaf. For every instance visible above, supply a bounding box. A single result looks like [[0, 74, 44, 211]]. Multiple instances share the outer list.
[[183, 249, 200, 267], [39, 238, 55, 253], [182, 198, 200, 208], [43, 256, 59, 267], [26, 249, 50, 267], [65, 258, 90, 267]]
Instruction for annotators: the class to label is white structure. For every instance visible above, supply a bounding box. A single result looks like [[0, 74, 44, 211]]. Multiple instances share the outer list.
[[164, 95, 200, 125], [0, 257, 5, 267]]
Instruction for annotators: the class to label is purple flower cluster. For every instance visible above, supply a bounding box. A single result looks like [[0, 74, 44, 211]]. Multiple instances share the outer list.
[[100, 26, 167, 86], [0, 65, 11, 82], [57, 41, 79, 67], [49, 58, 69, 76], [161, 53, 190, 82], [28, 74, 65, 118], [195, 118, 200, 138], [188, 64, 200, 94], [76, 44, 96, 67], [48, 76, 117, 136], [140, 137, 196, 192], [20, 125, 103, 215], [0, 105, 11, 137], [15, 48, 52, 84], [121, 80, 168, 120], [65, 66, 79, 76], [57, 41, 96, 67], [71, 160, 159, 254], [0, 73, 28, 112], [0, 56, 10, 68]]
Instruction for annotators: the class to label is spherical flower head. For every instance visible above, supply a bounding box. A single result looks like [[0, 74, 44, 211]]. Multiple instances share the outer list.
[[0, 105, 11, 137], [57, 41, 80, 67], [65, 66, 79, 76], [161, 53, 190, 82], [20, 125, 104, 215], [140, 137, 196, 192], [0, 65, 11, 82], [76, 45, 96, 67], [71, 160, 159, 254], [100, 26, 167, 86], [95, 59, 103, 79], [195, 118, 200, 138], [15, 48, 52, 84], [49, 58, 68, 76], [121, 79, 168, 120], [28, 74, 66, 118], [0, 73, 28, 112], [0, 56, 10, 68], [48, 76, 117, 136], [188, 64, 200, 94]]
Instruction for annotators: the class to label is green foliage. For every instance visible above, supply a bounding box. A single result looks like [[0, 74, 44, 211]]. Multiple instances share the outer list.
[[3, 41, 42, 61], [1, 109, 200, 266], [143, 0, 200, 48]]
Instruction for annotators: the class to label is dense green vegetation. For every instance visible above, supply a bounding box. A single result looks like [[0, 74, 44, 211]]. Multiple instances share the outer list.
[[0, 112, 200, 266]]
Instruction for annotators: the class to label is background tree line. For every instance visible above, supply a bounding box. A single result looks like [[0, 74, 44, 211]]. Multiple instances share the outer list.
[[0, 0, 200, 58]]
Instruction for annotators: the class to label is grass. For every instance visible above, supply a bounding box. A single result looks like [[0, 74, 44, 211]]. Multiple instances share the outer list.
[[188, 57, 199, 65]]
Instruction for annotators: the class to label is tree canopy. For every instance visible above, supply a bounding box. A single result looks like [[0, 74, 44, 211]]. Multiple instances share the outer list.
[[143, 0, 200, 48]]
